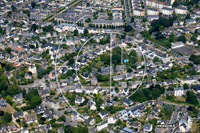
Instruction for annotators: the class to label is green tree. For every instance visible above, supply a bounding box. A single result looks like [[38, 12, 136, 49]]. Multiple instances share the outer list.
[[124, 25, 133, 32], [31, 24, 39, 32], [191, 35, 197, 42], [142, 17, 147, 22], [186, 91, 199, 106], [183, 83, 189, 90], [7, 85, 20, 97], [169, 33, 175, 42], [31, 1, 36, 8], [74, 29, 78, 36], [50, 90, 56, 95], [131, 16, 134, 23], [58, 115, 66, 122], [142, 30, 150, 37], [5, 95, 13, 105], [5, 47, 11, 53], [11, 5, 17, 12], [84, 28, 88, 35], [4, 112, 12, 123], [178, 35, 186, 43], [153, 56, 160, 63], [185, 13, 191, 19], [30, 95, 42, 108]]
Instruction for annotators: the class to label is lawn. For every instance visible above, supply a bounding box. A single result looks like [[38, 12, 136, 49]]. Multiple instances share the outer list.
[[0, 103, 17, 114], [139, 115, 146, 122], [191, 121, 198, 131], [161, 96, 194, 107]]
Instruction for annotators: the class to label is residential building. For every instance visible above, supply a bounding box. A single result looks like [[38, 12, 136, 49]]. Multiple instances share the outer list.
[[161, 7, 173, 15], [174, 87, 184, 96], [147, 8, 159, 15]]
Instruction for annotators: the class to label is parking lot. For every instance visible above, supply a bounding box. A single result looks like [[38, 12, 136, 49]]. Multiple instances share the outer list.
[[174, 46, 196, 56]]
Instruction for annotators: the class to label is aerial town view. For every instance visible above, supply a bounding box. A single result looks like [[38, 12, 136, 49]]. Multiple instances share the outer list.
[[2, 0, 200, 132]]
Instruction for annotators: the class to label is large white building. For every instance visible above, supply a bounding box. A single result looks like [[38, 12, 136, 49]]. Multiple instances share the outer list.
[[133, 8, 145, 16], [146, 0, 172, 9], [171, 42, 184, 49], [174, 87, 184, 96], [147, 8, 159, 15], [161, 7, 173, 15], [175, 6, 187, 14]]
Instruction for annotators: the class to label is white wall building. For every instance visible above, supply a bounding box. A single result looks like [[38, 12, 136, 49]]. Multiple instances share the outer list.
[[171, 42, 184, 49], [161, 7, 173, 15], [133, 8, 145, 16], [147, 8, 159, 15], [174, 87, 184, 96], [175, 6, 187, 14]]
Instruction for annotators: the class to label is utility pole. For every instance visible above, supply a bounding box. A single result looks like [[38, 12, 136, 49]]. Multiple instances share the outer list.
[[121, 40, 123, 64], [110, 32, 112, 103]]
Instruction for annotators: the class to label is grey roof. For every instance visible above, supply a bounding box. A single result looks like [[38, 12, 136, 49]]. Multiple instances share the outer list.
[[122, 97, 133, 105], [13, 111, 23, 118], [100, 110, 108, 116], [0, 100, 6, 106], [143, 123, 152, 130]]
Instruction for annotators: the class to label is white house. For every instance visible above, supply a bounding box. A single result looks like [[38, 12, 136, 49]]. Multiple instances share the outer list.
[[197, 35, 200, 40], [143, 124, 153, 132], [175, 6, 187, 14], [171, 42, 184, 49], [25, 114, 38, 124], [75, 96, 85, 105], [95, 120, 108, 131], [28, 64, 37, 74], [133, 8, 145, 16], [147, 8, 159, 15], [99, 111, 108, 119], [161, 7, 173, 15], [174, 87, 184, 96]]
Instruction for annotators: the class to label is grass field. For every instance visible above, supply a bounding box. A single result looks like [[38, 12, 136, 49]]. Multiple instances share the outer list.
[[191, 121, 198, 131], [0, 103, 17, 114]]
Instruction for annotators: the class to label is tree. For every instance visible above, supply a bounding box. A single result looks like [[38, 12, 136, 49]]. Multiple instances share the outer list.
[[178, 35, 186, 43], [159, 25, 164, 31], [153, 56, 160, 63], [50, 90, 56, 95], [185, 13, 191, 19], [84, 28, 88, 35], [7, 85, 20, 97], [169, 33, 175, 42], [11, 5, 17, 12], [31, 24, 39, 32], [142, 30, 150, 38], [191, 35, 197, 42], [31, 1, 36, 8], [5, 47, 11, 53], [131, 16, 134, 23], [142, 17, 147, 22], [113, 97, 118, 101], [5, 95, 13, 105], [58, 115, 66, 122], [30, 95, 42, 108], [183, 83, 189, 90], [42, 25, 54, 32], [4, 112, 12, 123], [124, 25, 133, 32], [186, 91, 199, 106], [85, 18, 91, 23], [0, 111, 4, 116], [127, 68, 132, 73], [74, 29, 78, 36]]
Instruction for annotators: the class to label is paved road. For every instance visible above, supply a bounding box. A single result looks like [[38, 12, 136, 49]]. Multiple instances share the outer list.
[[88, 101, 149, 133], [42, 102, 72, 117], [167, 105, 180, 133], [124, 0, 130, 23]]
